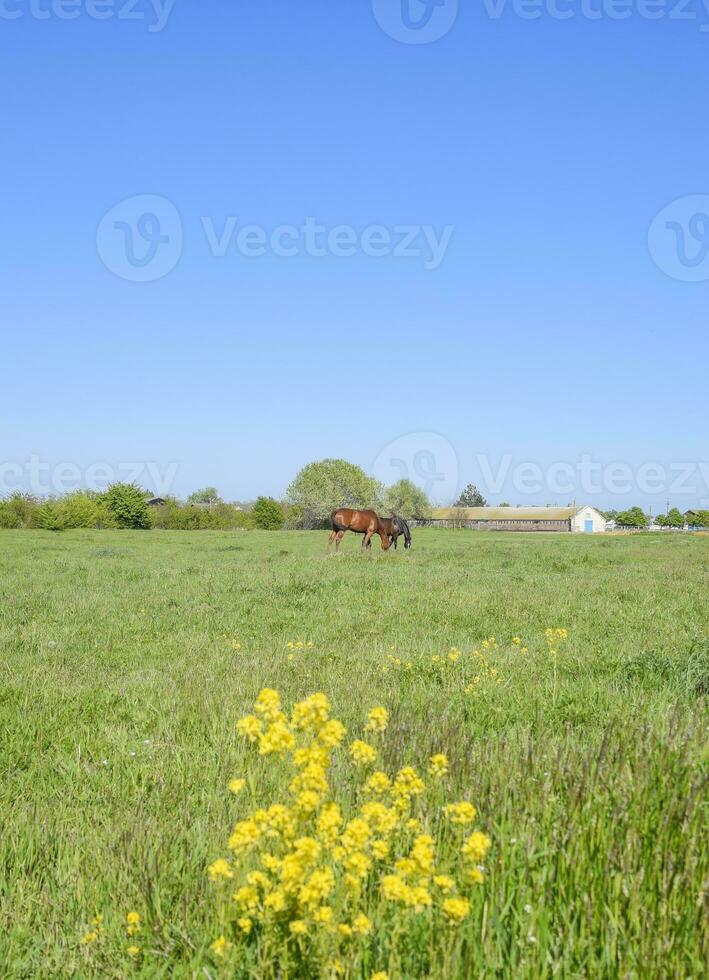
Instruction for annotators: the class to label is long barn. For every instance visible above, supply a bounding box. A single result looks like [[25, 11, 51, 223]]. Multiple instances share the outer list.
[[417, 505, 606, 533]]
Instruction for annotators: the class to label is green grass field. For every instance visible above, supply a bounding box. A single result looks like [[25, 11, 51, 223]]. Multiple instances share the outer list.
[[1, 529, 708, 978]]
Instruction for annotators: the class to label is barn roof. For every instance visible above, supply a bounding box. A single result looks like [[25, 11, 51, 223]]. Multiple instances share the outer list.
[[431, 506, 578, 521]]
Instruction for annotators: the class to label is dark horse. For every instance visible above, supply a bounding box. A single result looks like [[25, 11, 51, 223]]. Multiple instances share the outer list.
[[328, 508, 391, 553], [380, 515, 412, 549]]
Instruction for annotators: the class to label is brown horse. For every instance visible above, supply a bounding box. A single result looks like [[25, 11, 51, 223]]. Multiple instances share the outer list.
[[328, 508, 391, 553]]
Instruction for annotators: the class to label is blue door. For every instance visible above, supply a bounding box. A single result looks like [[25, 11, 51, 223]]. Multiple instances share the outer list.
[[584, 519, 593, 533]]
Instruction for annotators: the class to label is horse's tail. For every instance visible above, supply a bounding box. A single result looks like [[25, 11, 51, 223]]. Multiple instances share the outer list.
[[400, 518, 412, 545]]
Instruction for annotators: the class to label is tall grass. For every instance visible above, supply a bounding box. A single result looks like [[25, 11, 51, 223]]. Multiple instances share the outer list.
[[0, 529, 707, 976]]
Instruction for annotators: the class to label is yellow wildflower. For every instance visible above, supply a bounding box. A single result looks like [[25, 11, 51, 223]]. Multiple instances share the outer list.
[[462, 830, 492, 863], [370, 973, 389, 980], [352, 913, 372, 935], [433, 874, 455, 892], [365, 771, 391, 795], [228, 818, 261, 852], [126, 945, 141, 957], [210, 935, 231, 957], [236, 714, 262, 742], [442, 896, 470, 923], [228, 777, 246, 794], [371, 838, 390, 859], [349, 740, 377, 765], [80, 930, 98, 945], [208, 858, 233, 881], [365, 706, 389, 733], [291, 692, 331, 731], [313, 905, 334, 925], [259, 719, 295, 755], [289, 919, 308, 935], [237, 917, 253, 934], [254, 687, 283, 722], [264, 888, 287, 913], [318, 718, 346, 747], [392, 766, 425, 799], [428, 753, 449, 778], [444, 801, 477, 825]]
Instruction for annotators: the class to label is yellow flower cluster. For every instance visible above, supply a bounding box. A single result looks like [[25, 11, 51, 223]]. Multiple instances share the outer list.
[[545, 627, 569, 660], [207, 689, 491, 968]]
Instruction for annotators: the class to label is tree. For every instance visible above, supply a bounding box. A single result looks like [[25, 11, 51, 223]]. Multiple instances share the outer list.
[[187, 487, 222, 508], [615, 506, 647, 528], [100, 483, 150, 529], [286, 459, 382, 529], [655, 508, 684, 528], [685, 510, 709, 528], [382, 479, 432, 520], [454, 484, 487, 507], [252, 496, 286, 530], [499, 502, 510, 507]]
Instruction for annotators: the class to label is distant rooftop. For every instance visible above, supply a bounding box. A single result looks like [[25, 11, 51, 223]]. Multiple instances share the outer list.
[[431, 506, 579, 521]]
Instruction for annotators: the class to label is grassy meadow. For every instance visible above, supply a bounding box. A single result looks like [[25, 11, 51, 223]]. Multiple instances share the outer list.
[[1, 528, 708, 978]]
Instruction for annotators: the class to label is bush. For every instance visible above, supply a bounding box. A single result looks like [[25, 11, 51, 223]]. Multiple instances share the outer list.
[[99, 483, 150, 529], [33, 499, 67, 531], [0, 492, 38, 528], [252, 496, 285, 530], [148, 500, 254, 531], [59, 491, 100, 529]]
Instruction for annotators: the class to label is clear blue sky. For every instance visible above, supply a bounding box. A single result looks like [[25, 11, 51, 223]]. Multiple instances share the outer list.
[[2, 0, 708, 510]]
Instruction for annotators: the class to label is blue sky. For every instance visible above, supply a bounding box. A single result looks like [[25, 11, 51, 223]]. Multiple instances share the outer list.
[[2, 0, 708, 509]]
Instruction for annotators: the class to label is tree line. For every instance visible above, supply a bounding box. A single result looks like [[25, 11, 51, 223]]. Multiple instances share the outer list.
[[2, 460, 707, 530]]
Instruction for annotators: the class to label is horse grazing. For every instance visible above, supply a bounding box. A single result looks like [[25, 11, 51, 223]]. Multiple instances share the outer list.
[[328, 508, 391, 553], [380, 515, 412, 550]]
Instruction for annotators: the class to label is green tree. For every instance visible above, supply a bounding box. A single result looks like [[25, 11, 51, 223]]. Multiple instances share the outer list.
[[615, 506, 647, 528], [655, 508, 684, 528], [685, 510, 709, 528], [382, 479, 431, 520], [252, 496, 286, 530], [187, 487, 222, 507], [286, 459, 382, 529], [100, 483, 150, 529], [454, 484, 487, 507]]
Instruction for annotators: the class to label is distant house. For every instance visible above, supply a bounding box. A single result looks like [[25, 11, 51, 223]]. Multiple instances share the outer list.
[[417, 505, 607, 533], [146, 497, 166, 507]]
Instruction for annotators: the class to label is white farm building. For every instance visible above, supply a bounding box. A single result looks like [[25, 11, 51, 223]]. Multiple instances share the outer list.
[[419, 505, 607, 533]]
